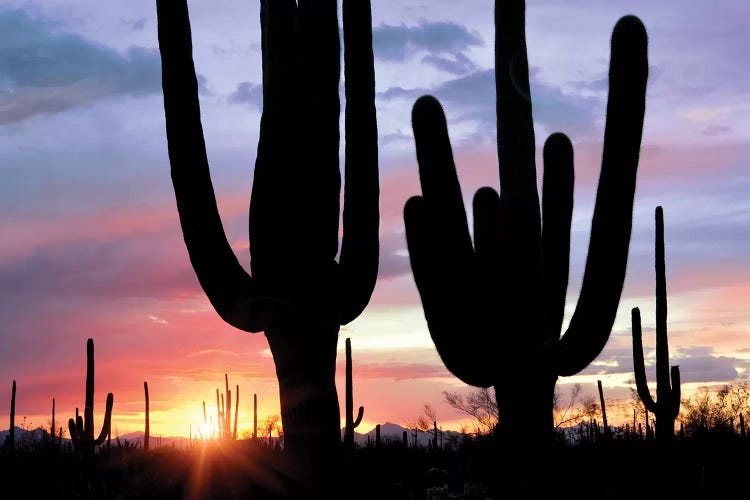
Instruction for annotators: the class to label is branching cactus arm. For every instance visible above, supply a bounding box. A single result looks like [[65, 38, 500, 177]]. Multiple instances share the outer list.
[[632, 307, 658, 413], [156, 0, 261, 332], [558, 16, 649, 375]]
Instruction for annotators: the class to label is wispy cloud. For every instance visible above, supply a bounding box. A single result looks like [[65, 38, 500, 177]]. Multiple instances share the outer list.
[[372, 20, 483, 63], [378, 67, 600, 140], [0, 9, 161, 124]]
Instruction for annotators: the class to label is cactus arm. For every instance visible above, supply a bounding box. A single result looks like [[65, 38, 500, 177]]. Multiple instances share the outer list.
[[93, 393, 114, 446], [338, 0, 379, 325], [76, 414, 84, 438], [631, 307, 658, 413], [404, 96, 495, 388], [294, 1, 341, 265], [68, 418, 79, 446], [541, 133, 574, 342], [557, 16, 648, 376], [670, 365, 681, 420], [353, 406, 364, 428], [156, 0, 262, 333]]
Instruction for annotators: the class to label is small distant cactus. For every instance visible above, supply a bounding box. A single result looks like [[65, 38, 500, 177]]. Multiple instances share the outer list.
[[144, 381, 150, 450], [68, 338, 114, 457], [233, 384, 239, 440], [5, 380, 16, 453], [597, 380, 610, 439], [51, 397, 55, 445], [253, 393, 258, 443], [632, 207, 681, 444], [344, 338, 364, 449]]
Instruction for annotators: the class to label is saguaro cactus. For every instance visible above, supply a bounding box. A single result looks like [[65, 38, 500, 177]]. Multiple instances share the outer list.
[[597, 380, 610, 439], [6, 380, 15, 453], [343, 337, 364, 449], [224, 377, 232, 440], [144, 381, 150, 451], [156, 0, 378, 486], [51, 397, 55, 445], [403, 0, 648, 454], [68, 338, 114, 457], [632, 206, 681, 444], [253, 393, 258, 442], [233, 384, 239, 440]]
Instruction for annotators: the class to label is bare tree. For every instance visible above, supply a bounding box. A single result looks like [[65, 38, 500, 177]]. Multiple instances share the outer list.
[[261, 415, 281, 447], [553, 383, 598, 429], [443, 388, 498, 435]]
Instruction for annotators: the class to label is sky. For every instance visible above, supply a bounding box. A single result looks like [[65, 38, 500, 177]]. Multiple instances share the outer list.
[[0, 0, 748, 439]]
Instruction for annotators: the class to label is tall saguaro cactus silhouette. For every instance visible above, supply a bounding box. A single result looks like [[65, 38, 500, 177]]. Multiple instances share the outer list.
[[156, 0, 378, 488], [632, 206, 681, 444], [403, 0, 648, 454], [68, 338, 114, 457]]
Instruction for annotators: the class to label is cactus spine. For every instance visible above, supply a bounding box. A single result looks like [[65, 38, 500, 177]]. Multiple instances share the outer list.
[[344, 338, 364, 449], [403, 1, 649, 456], [156, 1, 379, 485], [144, 381, 150, 450], [68, 338, 114, 456], [632, 206, 681, 444]]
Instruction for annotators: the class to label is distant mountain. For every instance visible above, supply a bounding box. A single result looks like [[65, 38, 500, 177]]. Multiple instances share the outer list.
[[0, 426, 69, 447], [2, 422, 607, 450], [0, 426, 193, 450], [341, 422, 466, 448]]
